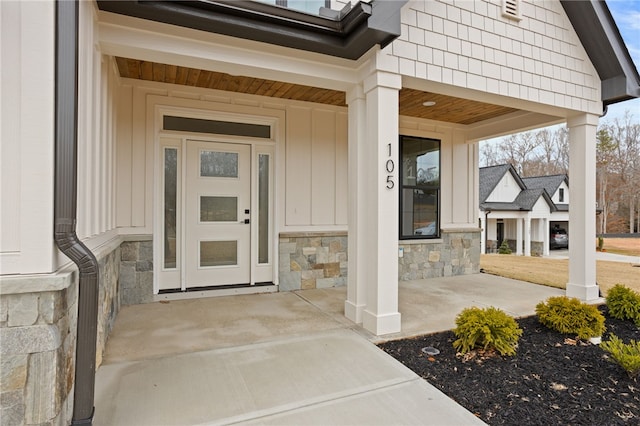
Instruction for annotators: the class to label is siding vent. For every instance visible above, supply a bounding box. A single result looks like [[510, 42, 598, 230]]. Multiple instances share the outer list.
[[502, 0, 522, 21]]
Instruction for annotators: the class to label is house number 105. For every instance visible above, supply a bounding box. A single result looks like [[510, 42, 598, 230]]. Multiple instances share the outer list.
[[386, 143, 395, 189]]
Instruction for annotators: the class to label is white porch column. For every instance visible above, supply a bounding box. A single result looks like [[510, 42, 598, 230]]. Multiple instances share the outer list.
[[524, 216, 531, 256], [567, 114, 600, 300], [542, 218, 550, 256], [480, 215, 487, 254], [361, 70, 402, 336], [345, 84, 367, 324], [516, 218, 523, 255]]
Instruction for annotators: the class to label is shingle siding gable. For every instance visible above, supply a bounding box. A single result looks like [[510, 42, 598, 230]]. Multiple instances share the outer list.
[[385, 0, 600, 113]]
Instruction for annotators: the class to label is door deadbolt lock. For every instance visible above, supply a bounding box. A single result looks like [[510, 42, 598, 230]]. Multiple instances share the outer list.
[[244, 219, 250, 224], [245, 209, 250, 214]]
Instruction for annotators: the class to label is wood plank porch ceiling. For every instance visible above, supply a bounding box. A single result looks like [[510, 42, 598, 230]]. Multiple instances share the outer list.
[[115, 57, 518, 125]]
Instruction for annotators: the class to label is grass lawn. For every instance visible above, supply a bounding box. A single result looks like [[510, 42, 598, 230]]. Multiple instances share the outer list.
[[599, 236, 640, 257], [480, 253, 640, 296]]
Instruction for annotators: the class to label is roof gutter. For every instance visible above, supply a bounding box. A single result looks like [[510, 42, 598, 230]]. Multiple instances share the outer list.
[[97, 0, 406, 60], [55, 1, 99, 424]]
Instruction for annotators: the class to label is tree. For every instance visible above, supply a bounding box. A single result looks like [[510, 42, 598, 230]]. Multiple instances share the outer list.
[[596, 127, 617, 234], [607, 113, 640, 233], [480, 127, 568, 176], [480, 112, 639, 234]]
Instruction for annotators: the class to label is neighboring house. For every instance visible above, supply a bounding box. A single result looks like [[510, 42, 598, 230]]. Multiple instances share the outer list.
[[479, 164, 570, 256], [2, 1, 639, 424]]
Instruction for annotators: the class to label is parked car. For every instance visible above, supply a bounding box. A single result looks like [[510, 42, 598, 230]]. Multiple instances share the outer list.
[[550, 227, 568, 249], [414, 222, 437, 236]]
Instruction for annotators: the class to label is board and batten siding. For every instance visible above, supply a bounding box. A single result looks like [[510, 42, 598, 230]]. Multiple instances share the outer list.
[[115, 80, 350, 235], [286, 106, 348, 227], [76, 0, 119, 246], [0, 1, 56, 274], [1, 0, 119, 273]]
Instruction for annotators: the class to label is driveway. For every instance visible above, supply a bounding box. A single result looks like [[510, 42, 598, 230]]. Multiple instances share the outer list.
[[547, 249, 640, 264]]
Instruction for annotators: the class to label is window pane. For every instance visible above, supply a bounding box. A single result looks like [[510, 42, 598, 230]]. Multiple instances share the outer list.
[[402, 138, 440, 187], [400, 136, 440, 239], [200, 196, 237, 222], [258, 154, 269, 264], [253, 0, 328, 15], [401, 189, 438, 237], [200, 241, 237, 267], [286, 0, 326, 14], [200, 151, 238, 177], [164, 148, 178, 269]]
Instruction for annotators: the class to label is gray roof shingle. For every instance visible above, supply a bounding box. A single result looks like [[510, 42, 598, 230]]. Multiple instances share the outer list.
[[479, 164, 519, 203], [521, 175, 567, 198], [479, 164, 565, 212]]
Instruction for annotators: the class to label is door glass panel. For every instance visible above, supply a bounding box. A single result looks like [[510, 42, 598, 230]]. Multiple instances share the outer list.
[[200, 151, 238, 177], [200, 196, 237, 222], [200, 241, 237, 267], [258, 154, 269, 264], [164, 148, 178, 269]]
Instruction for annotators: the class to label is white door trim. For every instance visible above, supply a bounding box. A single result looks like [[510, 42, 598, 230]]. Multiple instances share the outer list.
[[152, 103, 280, 295]]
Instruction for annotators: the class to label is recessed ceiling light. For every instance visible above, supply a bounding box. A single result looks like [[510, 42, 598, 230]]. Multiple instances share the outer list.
[[422, 101, 436, 107]]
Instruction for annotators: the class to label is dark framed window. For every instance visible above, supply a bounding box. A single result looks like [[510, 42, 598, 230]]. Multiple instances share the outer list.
[[255, 0, 330, 15], [399, 136, 440, 239], [558, 188, 564, 202]]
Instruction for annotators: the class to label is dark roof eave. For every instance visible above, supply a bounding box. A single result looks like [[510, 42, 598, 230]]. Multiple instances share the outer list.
[[541, 191, 557, 212], [480, 203, 528, 212], [561, 0, 640, 106], [96, 0, 407, 60]]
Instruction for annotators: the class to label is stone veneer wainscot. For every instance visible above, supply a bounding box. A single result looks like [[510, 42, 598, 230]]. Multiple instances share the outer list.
[[398, 229, 482, 280], [278, 232, 348, 291], [119, 240, 154, 305], [278, 229, 482, 291], [0, 241, 120, 426]]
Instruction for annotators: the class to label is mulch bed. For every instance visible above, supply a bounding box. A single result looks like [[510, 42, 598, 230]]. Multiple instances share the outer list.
[[378, 306, 639, 425]]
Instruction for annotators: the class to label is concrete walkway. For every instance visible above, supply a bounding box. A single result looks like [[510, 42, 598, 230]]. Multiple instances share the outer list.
[[94, 274, 563, 425], [546, 248, 640, 264]]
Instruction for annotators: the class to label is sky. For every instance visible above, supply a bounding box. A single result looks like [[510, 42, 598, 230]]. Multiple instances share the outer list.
[[603, 0, 640, 124]]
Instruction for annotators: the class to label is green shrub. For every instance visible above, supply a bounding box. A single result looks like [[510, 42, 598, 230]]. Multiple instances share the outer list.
[[453, 306, 523, 356], [606, 284, 640, 326], [600, 334, 640, 379], [498, 240, 512, 254], [535, 296, 605, 339]]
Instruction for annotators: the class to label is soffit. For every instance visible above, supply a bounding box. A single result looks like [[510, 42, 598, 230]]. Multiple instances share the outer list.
[[115, 57, 519, 125]]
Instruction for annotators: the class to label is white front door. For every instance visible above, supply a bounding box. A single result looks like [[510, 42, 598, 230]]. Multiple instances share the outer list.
[[185, 140, 251, 287]]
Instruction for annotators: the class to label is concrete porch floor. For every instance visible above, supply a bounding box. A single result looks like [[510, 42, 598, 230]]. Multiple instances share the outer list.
[[95, 273, 563, 425]]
